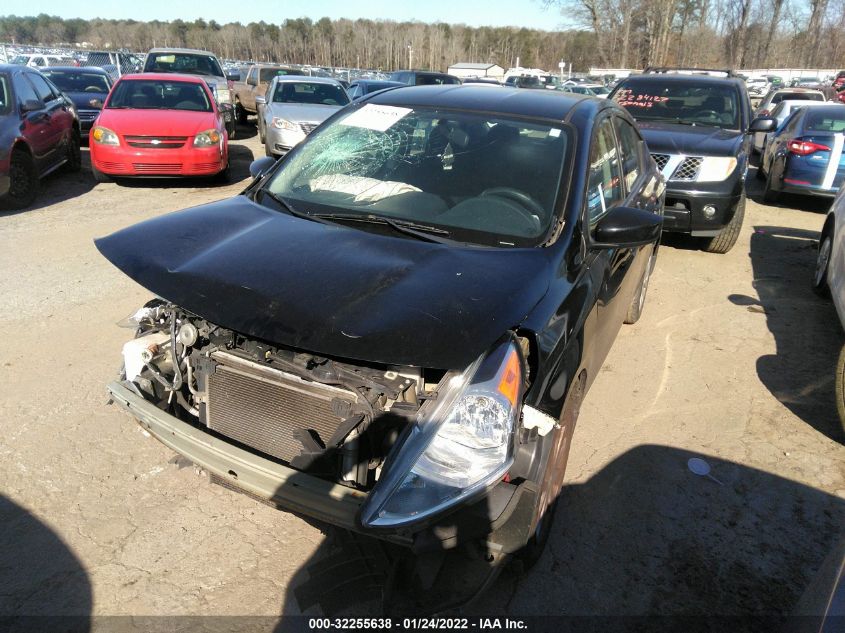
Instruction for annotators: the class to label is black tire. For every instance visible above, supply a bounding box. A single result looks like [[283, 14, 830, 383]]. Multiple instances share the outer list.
[[226, 118, 236, 141], [837, 344, 845, 428], [813, 231, 832, 297], [702, 194, 745, 254], [213, 159, 230, 184], [517, 497, 558, 571], [91, 165, 111, 183], [65, 128, 81, 172], [755, 152, 767, 180], [763, 167, 780, 204], [624, 248, 656, 324], [235, 101, 248, 124], [4, 149, 39, 209]]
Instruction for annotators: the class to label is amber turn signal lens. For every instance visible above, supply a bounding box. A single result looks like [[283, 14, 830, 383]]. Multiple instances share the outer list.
[[497, 349, 521, 408]]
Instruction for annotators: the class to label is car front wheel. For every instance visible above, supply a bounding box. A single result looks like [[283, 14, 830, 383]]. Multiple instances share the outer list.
[[66, 128, 82, 172], [813, 232, 832, 297], [624, 247, 657, 323], [702, 194, 745, 254]]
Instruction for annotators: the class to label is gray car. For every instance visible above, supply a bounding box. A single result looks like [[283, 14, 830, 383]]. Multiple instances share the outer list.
[[256, 76, 350, 158]]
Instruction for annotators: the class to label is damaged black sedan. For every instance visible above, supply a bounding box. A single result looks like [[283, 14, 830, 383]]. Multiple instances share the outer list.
[[97, 86, 664, 601]]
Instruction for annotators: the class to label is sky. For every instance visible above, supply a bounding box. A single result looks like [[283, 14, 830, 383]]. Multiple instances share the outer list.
[[8, 0, 574, 31]]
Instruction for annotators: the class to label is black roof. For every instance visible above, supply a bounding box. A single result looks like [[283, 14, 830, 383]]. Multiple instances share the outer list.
[[620, 73, 744, 87], [366, 84, 599, 121], [41, 66, 111, 74]]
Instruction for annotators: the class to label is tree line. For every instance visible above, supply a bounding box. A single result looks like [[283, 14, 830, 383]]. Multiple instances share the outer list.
[[560, 0, 845, 69], [0, 6, 843, 73]]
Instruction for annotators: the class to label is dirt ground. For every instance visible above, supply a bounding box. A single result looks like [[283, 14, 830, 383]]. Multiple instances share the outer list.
[[1, 124, 844, 626]]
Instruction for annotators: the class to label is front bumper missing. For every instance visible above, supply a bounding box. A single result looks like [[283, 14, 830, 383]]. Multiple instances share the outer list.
[[107, 381, 536, 555], [107, 380, 412, 544]]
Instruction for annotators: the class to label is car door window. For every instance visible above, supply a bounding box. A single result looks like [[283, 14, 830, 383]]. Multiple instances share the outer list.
[[27, 73, 58, 103], [247, 68, 257, 86], [614, 117, 643, 192], [13, 73, 39, 106], [349, 83, 362, 99], [587, 118, 624, 229]]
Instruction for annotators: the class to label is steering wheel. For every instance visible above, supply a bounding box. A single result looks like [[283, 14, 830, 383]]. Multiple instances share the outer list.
[[84, 86, 102, 92], [480, 187, 543, 231], [692, 109, 721, 121]]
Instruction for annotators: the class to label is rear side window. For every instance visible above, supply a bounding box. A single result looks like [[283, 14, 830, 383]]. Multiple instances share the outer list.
[[587, 118, 624, 227], [804, 109, 845, 132], [26, 73, 58, 103], [0, 76, 10, 114], [13, 73, 39, 106]]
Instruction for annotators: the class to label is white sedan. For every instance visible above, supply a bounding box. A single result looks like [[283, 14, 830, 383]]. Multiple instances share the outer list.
[[814, 187, 845, 422]]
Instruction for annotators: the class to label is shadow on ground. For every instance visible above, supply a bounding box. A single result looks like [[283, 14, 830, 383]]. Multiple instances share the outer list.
[[0, 152, 96, 216], [732, 225, 845, 443], [0, 494, 91, 632], [269, 445, 844, 628]]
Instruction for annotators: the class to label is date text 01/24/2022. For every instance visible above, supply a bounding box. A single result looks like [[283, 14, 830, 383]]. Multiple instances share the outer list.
[[307, 617, 528, 630]]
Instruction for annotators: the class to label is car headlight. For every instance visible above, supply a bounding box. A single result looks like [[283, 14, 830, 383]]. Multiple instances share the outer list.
[[91, 126, 119, 145], [696, 156, 737, 182], [360, 339, 523, 528], [272, 117, 299, 131], [193, 129, 222, 147]]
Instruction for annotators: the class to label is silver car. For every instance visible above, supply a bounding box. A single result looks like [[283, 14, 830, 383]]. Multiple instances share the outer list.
[[257, 76, 350, 158]]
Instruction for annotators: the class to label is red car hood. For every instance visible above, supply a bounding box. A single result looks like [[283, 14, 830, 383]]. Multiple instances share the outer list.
[[96, 109, 217, 137]]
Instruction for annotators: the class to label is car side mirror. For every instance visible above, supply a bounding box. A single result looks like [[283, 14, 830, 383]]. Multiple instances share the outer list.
[[21, 99, 42, 113], [749, 116, 777, 133], [593, 206, 663, 249], [249, 156, 277, 179], [255, 95, 266, 105]]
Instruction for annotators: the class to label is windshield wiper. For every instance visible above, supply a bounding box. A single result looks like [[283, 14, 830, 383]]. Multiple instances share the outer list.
[[259, 190, 334, 225], [312, 213, 454, 244]]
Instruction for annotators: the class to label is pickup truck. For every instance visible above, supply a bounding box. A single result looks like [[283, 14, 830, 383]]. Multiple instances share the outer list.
[[232, 64, 298, 122]]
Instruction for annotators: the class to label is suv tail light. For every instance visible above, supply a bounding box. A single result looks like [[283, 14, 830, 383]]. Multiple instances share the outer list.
[[788, 139, 831, 155], [227, 79, 234, 91]]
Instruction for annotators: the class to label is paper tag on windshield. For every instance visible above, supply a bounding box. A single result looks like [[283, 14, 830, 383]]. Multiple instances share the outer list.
[[339, 104, 412, 132]]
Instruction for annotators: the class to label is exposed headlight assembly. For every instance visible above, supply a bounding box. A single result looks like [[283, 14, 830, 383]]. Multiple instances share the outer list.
[[272, 117, 299, 131], [696, 156, 737, 182], [360, 339, 523, 529]]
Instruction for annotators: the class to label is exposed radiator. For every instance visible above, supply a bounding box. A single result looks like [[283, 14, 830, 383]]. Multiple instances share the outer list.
[[206, 351, 356, 463]]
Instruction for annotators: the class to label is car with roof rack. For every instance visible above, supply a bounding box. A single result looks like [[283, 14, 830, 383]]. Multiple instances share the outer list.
[[610, 68, 775, 253]]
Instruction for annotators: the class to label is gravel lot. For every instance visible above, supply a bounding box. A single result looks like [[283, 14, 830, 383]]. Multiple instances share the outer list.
[[1, 125, 844, 626]]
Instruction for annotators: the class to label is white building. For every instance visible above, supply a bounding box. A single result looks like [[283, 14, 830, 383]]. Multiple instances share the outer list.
[[447, 63, 505, 80]]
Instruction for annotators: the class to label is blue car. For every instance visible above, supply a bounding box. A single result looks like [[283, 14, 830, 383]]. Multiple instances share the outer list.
[[759, 104, 845, 202], [41, 67, 113, 140]]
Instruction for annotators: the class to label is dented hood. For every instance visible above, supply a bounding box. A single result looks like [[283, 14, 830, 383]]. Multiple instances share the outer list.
[[95, 196, 553, 369]]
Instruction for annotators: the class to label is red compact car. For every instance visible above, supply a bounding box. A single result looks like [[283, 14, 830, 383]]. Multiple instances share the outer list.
[[90, 73, 228, 181]]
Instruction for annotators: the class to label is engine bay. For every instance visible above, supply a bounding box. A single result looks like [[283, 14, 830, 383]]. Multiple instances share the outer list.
[[122, 300, 444, 490]]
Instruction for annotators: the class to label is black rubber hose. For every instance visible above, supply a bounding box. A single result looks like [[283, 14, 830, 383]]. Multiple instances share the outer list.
[[169, 314, 183, 390]]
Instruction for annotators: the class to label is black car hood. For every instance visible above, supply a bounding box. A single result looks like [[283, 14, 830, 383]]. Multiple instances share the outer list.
[[636, 122, 744, 156], [66, 91, 107, 110], [95, 196, 553, 369]]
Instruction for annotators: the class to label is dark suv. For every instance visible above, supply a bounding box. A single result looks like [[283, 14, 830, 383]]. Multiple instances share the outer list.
[[610, 71, 773, 253]]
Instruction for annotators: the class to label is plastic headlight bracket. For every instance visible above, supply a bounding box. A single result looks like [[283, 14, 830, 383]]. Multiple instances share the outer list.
[[359, 337, 524, 529]]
